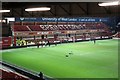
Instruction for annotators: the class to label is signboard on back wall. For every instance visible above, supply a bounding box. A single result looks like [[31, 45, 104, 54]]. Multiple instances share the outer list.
[[15, 17, 120, 30], [2, 37, 12, 48], [15, 17, 109, 22]]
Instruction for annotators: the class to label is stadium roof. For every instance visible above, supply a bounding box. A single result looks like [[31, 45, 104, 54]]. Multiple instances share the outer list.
[[1, 2, 120, 17]]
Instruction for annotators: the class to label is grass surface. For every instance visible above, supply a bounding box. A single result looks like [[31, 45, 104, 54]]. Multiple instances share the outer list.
[[1, 39, 118, 78]]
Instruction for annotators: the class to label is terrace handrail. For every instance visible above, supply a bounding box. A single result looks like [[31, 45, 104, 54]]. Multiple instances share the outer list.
[[0, 60, 55, 80]]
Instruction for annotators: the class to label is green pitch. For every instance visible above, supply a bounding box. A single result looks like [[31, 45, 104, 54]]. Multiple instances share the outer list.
[[0, 39, 118, 79]]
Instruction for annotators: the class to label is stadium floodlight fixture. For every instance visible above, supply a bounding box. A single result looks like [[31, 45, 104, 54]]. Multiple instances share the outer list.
[[98, 1, 120, 6], [0, 10, 10, 13], [25, 7, 51, 12]]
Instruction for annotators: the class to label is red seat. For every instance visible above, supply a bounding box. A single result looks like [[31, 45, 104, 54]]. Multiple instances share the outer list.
[[12, 25, 29, 31], [0, 69, 29, 80], [29, 25, 43, 31]]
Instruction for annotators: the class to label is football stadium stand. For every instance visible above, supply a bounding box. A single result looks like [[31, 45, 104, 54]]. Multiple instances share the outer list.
[[113, 32, 120, 38], [12, 25, 30, 31], [0, 61, 48, 80], [1, 17, 113, 49], [29, 25, 43, 31], [8, 21, 112, 47], [12, 22, 109, 31], [0, 64, 29, 80]]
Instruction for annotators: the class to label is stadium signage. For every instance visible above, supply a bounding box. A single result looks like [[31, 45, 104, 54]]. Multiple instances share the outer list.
[[42, 18, 57, 22], [15, 17, 109, 22], [54, 31, 61, 34], [20, 18, 24, 20], [57, 18, 78, 22], [41, 32, 49, 34], [90, 30, 98, 32], [67, 31, 76, 33], [79, 18, 96, 22]]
